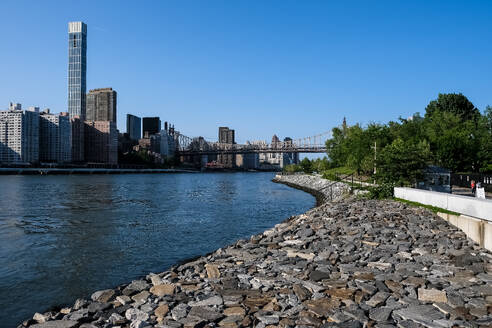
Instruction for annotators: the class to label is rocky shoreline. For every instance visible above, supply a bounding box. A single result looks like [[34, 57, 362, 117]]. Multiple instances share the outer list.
[[272, 174, 351, 205], [21, 174, 492, 328]]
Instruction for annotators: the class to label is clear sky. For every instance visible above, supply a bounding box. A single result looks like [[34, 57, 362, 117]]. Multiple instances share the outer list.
[[0, 0, 491, 143]]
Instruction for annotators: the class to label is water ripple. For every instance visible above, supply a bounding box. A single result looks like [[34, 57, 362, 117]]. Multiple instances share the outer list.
[[0, 172, 314, 327]]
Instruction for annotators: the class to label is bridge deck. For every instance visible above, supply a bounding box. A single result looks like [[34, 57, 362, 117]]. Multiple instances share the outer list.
[[178, 148, 327, 155]]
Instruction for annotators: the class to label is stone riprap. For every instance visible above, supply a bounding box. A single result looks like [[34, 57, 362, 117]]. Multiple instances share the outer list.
[[21, 175, 492, 328], [272, 174, 351, 204]]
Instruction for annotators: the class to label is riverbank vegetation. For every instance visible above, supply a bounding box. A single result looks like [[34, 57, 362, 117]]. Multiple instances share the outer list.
[[284, 93, 492, 198]]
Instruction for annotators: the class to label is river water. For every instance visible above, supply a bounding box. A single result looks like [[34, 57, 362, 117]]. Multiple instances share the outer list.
[[0, 172, 314, 327]]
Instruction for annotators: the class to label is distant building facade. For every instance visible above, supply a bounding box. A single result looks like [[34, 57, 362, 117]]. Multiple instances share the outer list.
[[282, 137, 299, 167], [218, 126, 235, 168], [160, 129, 176, 159], [86, 88, 117, 122], [240, 153, 260, 170], [84, 121, 118, 164], [9, 103, 22, 111], [142, 117, 161, 136], [118, 132, 136, 154], [68, 21, 87, 120], [0, 104, 40, 164], [39, 111, 72, 163], [248, 135, 299, 170], [219, 126, 235, 144], [138, 132, 160, 153], [126, 114, 141, 140], [71, 116, 84, 162]]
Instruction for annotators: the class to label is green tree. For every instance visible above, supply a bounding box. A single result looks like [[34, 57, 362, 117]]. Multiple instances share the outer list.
[[388, 113, 426, 144], [425, 93, 480, 121], [283, 164, 302, 173], [424, 110, 479, 172], [326, 126, 349, 168], [477, 106, 492, 171], [345, 125, 368, 174], [326, 123, 393, 175], [376, 138, 431, 186], [311, 157, 330, 173], [300, 157, 313, 173]]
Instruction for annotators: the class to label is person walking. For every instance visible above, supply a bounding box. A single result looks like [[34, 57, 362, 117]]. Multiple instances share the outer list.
[[471, 180, 476, 195]]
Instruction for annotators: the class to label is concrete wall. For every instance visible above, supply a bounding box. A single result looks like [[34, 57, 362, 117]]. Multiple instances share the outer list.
[[394, 187, 492, 252], [437, 212, 492, 252], [394, 187, 492, 221]]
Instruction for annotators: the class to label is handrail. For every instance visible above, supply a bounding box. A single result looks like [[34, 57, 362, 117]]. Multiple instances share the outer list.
[[319, 172, 355, 201], [320, 172, 354, 190]]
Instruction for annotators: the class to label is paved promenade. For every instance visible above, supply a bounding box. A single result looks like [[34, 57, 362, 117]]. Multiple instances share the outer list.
[[22, 175, 492, 328]]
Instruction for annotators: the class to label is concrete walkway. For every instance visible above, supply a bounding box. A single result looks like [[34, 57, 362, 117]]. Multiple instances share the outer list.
[[452, 185, 491, 199]]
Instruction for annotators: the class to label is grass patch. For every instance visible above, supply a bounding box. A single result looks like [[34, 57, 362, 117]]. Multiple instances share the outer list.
[[322, 166, 355, 181], [323, 166, 355, 175], [394, 197, 460, 216]]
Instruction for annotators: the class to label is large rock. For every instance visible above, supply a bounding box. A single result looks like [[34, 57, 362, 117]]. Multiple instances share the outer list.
[[30, 321, 78, 328], [365, 291, 389, 307], [150, 283, 175, 296], [154, 304, 169, 321], [131, 290, 150, 303], [123, 280, 150, 295], [393, 305, 445, 325], [368, 307, 392, 322], [310, 270, 331, 282], [33, 313, 47, 323], [91, 289, 115, 303], [190, 295, 223, 307], [205, 264, 221, 279], [188, 306, 223, 321], [125, 308, 149, 322], [418, 288, 448, 303], [223, 307, 245, 317]]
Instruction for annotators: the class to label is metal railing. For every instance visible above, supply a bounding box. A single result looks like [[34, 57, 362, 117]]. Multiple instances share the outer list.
[[319, 172, 355, 201], [451, 173, 492, 192]]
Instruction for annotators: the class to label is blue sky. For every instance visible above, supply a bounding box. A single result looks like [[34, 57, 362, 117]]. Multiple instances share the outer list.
[[0, 0, 491, 143]]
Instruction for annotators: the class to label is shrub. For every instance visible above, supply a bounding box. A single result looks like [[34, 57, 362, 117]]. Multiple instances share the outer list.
[[479, 164, 492, 174], [367, 182, 395, 199], [283, 164, 302, 173], [321, 166, 355, 181]]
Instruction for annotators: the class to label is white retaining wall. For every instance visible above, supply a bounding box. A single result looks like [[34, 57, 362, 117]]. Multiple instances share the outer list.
[[394, 187, 492, 221], [394, 187, 492, 252]]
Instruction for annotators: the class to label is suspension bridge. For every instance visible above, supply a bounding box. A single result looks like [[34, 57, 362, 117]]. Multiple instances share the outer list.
[[174, 131, 330, 155]]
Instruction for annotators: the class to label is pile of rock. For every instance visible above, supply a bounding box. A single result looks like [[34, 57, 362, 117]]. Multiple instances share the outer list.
[[22, 176, 492, 328], [273, 174, 351, 204]]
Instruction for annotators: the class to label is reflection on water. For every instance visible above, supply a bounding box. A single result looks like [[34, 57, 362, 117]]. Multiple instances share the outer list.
[[0, 172, 314, 327]]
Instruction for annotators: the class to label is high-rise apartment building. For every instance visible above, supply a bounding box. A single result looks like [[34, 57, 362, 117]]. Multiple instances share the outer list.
[[71, 116, 84, 162], [0, 105, 40, 164], [256, 135, 298, 169], [218, 126, 235, 168], [219, 126, 235, 144], [160, 129, 176, 159], [9, 103, 22, 111], [39, 111, 72, 163], [126, 114, 141, 140], [86, 88, 117, 122], [68, 21, 87, 120], [84, 121, 118, 164], [142, 117, 161, 136]]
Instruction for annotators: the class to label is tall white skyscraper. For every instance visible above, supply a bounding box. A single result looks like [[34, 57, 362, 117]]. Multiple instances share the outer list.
[[68, 21, 87, 120]]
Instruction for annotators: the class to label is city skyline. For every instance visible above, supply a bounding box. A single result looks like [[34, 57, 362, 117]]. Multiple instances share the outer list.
[[0, 1, 491, 143]]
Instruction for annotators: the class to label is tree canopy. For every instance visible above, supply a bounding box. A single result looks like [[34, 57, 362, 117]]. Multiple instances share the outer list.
[[425, 93, 480, 121], [322, 93, 492, 185]]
